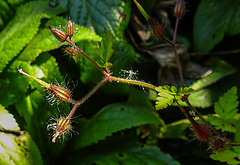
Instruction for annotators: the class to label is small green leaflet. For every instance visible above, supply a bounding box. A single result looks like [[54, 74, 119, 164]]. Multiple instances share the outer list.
[[155, 85, 193, 110], [96, 31, 114, 68], [210, 146, 240, 165], [208, 86, 239, 132]]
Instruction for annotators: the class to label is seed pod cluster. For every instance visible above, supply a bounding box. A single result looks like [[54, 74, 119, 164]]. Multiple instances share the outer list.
[[48, 17, 74, 42]]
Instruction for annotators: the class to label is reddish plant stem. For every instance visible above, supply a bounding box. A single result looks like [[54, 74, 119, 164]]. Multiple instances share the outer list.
[[66, 39, 108, 77], [67, 76, 109, 120], [183, 97, 220, 135], [173, 17, 180, 44], [176, 100, 192, 121], [171, 16, 220, 136], [162, 36, 184, 88]]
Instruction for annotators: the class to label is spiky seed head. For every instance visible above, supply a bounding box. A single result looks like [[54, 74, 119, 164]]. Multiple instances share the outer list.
[[49, 84, 71, 103], [174, 0, 185, 18], [48, 25, 67, 42], [51, 117, 72, 143], [67, 17, 74, 39]]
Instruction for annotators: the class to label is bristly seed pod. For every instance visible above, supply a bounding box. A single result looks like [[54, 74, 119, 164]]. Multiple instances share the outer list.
[[49, 83, 71, 103], [48, 25, 67, 42], [18, 69, 72, 104], [67, 17, 74, 39], [147, 18, 164, 39], [174, 0, 185, 18], [191, 120, 211, 142], [48, 117, 72, 143]]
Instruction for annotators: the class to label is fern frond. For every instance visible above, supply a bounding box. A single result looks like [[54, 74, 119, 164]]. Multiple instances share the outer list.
[[209, 86, 239, 132]]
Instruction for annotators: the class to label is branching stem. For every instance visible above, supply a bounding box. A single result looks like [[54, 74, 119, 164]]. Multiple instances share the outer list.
[[67, 76, 109, 119]]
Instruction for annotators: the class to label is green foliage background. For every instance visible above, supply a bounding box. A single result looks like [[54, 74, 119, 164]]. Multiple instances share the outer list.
[[1, 0, 240, 164]]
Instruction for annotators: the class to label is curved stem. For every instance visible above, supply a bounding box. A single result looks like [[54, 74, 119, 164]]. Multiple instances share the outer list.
[[173, 17, 180, 44], [162, 36, 185, 88]]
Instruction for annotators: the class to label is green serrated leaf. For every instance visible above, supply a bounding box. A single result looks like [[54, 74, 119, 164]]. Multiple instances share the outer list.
[[95, 31, 114, 68], [178, 87, 194, 95], [0, 132, 43, 165], [71, 102, 162, 149], [194, 0, 240, 52], [0, 0, 14, 30], [155, 86, 174, 110], [155, 86, 193, 110], [6, 0, 26, 7], [0, 106, 43, 165], [215, 87, 238, 120], [0, 68, 29, 107], [210, 147, 240, 165], [102, 31, 114, 62], [55, 0, 131, 38], [208, 86, 239, 132], [190, 58, 236, 91], [68, 135, 180, 165], [0, 1, 66, 73], [170, 86, 178, 94], [0, 105, 19, 131], [155, 94, 174, 110], [79, 40, 136, 95]]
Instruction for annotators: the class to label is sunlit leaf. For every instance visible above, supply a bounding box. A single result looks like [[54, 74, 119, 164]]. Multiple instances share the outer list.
[[0, 1, 66, 73], [54, 0, 131, 38], [0, 105, 43, 165]]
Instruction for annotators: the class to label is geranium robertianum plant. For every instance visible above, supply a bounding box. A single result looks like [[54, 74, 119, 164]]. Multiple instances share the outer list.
[[2, 0, 240, 164]]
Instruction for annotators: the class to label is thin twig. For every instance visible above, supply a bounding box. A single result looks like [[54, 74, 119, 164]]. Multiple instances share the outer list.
[[66, 39, 108, 77]]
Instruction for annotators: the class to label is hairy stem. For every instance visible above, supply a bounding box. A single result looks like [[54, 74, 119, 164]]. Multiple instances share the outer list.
[[173, 17, 180, 44], [111, 76, 157, 90], [67, 76, 109, 119], [18, 69, 50, 89], [66, 39, 108, 77], [162, 36, 185, 88], [176, 100, 193, 122]]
